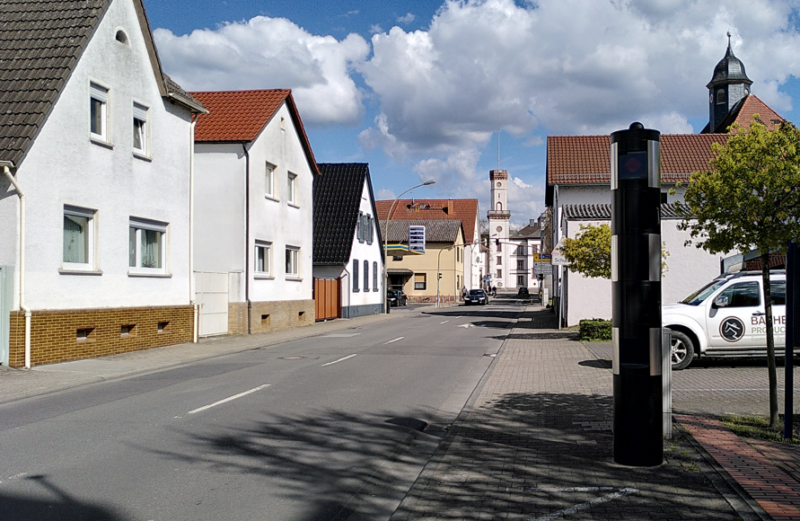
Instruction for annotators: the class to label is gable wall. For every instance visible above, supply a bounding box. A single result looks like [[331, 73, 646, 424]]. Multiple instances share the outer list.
[[12, 0, 193, 311], [344, 179, 384, 311]]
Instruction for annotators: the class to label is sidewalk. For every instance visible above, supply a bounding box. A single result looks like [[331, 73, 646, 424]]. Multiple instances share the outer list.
[[391, 305, 797, 521]]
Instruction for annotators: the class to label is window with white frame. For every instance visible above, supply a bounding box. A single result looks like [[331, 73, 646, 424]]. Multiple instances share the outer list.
[[285, 246, 299, 277], [90, 83, 108, 141], [265, 163, 275, 198], [129, 218, 167, 273], [287, 172, 298, 205], [63, 205, 96, 270], [132, 103, 148, 155], [255, 241, 271, 275]]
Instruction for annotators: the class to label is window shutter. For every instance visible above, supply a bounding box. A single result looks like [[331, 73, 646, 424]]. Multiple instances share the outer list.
[[133, 103, 148, 121], [90, 83, 108, 102]]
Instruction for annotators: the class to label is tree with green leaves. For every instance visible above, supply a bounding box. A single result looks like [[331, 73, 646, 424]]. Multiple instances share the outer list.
[[678, 118, 800, 427], [561, 223, 612, 279], [560, 223, 669, 279]]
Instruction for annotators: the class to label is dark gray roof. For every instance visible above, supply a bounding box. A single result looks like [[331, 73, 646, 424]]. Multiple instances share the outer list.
[[379, 219, 463, 243], [314, 163, 381, 265], [0, 0, 204, 167], [562, 203, 691, 220], [707, 38, 752, 88]]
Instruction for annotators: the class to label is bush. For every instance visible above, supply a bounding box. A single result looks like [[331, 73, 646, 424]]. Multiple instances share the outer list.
[[579, 319, 612, 341]]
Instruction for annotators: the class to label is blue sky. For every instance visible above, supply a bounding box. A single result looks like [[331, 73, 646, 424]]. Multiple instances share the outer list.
[[144, 0, 800, 226]]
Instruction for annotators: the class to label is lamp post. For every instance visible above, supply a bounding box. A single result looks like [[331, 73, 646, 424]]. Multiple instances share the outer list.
[[384, 180, 435, 313]]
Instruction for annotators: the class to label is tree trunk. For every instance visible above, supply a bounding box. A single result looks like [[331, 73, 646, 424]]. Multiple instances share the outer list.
[[762, 253, 779, 428]]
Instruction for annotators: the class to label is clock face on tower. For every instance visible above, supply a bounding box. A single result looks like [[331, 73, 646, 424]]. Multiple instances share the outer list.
[[496, 226, 502, 232], [496, 182, 502, 187]]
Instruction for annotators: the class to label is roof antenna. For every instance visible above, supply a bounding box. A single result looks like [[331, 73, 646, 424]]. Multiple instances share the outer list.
[[496, 130, 500, 171]]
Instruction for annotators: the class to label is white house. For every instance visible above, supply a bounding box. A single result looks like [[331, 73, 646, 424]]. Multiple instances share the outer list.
[[190, 89, 318, 336], [545, 41, 785, 326], [0, 0, 206, 367], [313, 163, 384, 319]]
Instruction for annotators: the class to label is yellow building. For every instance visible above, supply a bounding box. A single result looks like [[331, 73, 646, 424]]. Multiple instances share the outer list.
[[382, 220, 465, 304]]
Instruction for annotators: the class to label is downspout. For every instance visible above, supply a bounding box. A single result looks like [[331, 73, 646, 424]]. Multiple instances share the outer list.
[[2, 163, 31, 369], [189, 118, 198, 343], [342, 266, 350, 319], [242, 143, 251, 335]]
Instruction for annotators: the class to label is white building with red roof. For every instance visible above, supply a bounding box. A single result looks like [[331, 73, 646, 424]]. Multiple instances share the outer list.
[[190, 89, 319, 336], [545, 40, 786, 327]]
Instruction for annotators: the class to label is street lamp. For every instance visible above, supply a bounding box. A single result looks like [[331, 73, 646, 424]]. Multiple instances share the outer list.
[[384, 180, 436, 313]]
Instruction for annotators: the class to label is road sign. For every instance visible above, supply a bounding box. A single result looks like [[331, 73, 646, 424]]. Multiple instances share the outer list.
[[533, 253, 551, 263], [408, 225, 425, 253], [533, 263, 553, 275]]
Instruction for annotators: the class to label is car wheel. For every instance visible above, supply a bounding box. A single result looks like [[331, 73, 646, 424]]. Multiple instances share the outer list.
[[670, 330, 694, 370]]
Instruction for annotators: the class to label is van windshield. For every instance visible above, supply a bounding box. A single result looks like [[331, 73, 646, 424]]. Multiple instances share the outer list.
[[680, 279, 728, 306]]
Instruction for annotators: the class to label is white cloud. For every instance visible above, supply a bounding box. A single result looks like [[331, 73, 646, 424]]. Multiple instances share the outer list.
[[397, 13, 416, 24], [153, 17, 370, 126], [370, 24, 384, 34], [358, 0, 800, 157], [376, 188, 396, 200]]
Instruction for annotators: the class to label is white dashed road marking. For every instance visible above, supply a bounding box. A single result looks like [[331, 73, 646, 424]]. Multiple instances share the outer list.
[[188, 384, 270, 415], [384, 337, 404, 345], [322, 354, 357, 366]]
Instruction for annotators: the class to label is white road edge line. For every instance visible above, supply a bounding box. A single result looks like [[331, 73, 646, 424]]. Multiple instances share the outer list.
[[322, 354, 357, 366], [384, 337, 404, 345], [528, 487, 638, 521], [440, 320, 449, 324], [188, 384, 270, 415]]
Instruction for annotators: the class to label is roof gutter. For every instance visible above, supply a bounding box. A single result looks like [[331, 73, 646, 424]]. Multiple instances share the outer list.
[[2, 161, 31, 368]]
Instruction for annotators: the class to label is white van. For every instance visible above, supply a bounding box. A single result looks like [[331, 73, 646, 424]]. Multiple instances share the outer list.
[[663, 270, 789, 370]]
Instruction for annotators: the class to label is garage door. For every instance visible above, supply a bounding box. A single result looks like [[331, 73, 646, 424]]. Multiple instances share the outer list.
[[195, 272, 229, 337], [0, 266, 11, 366]]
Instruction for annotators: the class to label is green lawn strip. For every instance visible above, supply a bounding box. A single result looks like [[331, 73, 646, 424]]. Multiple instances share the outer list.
[[719, 414, 800, 447]]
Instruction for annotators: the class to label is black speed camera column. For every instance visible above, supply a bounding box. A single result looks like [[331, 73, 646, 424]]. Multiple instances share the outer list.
[[610, 122, 663, 467]]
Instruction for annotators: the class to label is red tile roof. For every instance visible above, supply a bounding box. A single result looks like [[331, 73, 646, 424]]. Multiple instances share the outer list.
[[190, 89, 319, 175], [725, 94, 785, 132], [375, 198, 479, 243], [547, 134, 730, 185]]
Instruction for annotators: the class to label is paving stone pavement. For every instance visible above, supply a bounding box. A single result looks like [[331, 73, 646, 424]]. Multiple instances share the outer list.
[[391, 306, 763, 521]]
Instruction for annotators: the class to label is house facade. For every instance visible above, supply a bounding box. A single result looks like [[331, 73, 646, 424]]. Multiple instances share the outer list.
[[314, 163, 384, 320], [380, 220, 465, 304], [545, 39, 785, 326], [377, 199, 480, 291], [191, 90, 318, 336], [0, 0, 205, 367]]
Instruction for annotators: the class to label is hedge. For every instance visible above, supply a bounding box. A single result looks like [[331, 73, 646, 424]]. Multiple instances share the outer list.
[[579, 319, 612, 341]]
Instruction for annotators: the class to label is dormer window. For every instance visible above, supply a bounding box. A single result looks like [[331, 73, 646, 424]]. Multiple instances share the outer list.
[[716, 89, 726, 104]]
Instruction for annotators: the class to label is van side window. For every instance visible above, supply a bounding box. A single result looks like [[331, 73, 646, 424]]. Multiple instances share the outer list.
[[718, 282, 760, 307], [770, 281, 786, 306]]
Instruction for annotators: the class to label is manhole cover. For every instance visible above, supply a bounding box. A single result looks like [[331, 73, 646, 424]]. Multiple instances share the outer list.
[[278, 356, 307, 360]]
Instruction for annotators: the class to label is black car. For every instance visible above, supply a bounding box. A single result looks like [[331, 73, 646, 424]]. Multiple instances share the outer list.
[[387, 289, 407, 307], [465, 289, 488, 305], [517, 287, 530, 298]]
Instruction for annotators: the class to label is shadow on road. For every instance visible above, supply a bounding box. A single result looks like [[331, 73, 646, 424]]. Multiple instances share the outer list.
[[0, 475, 130, 521]]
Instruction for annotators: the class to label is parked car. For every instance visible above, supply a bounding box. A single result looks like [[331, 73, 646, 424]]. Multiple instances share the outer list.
[[517, 287, 530, 298], [387, 289, 407, 307], [663, 270, 788, 370], [465, 289, 488, 305]]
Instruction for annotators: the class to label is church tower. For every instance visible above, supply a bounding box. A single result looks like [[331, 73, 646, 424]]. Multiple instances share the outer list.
[[707, 32, 752, 133], [488, 170, 510, 241]]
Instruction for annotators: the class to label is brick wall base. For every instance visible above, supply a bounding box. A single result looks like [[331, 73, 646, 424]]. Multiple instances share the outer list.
[[228, 300, 315, 335], [8, 305, 194, 368]]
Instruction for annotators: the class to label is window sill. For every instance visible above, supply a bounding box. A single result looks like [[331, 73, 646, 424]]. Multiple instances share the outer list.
[[128, 271, 172, 278], [265, 195, 279, 202], [286, 276, 303, 282], [90, 137, 113, 149], [133, 151, 151, 162], [59, 268, 103, 276], [254, 274, 274, 280], [288, 202, 300, 209]]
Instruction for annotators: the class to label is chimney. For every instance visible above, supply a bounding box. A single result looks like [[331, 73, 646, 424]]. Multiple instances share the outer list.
[[446, 199, 453, 214]]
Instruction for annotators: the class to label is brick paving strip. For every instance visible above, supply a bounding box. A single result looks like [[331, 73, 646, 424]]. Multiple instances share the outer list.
[[677, 415, 800, 521], [391, 307, 751, 520]]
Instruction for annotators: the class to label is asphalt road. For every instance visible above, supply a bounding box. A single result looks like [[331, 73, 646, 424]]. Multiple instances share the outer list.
[[0, 298, 525, 521]]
